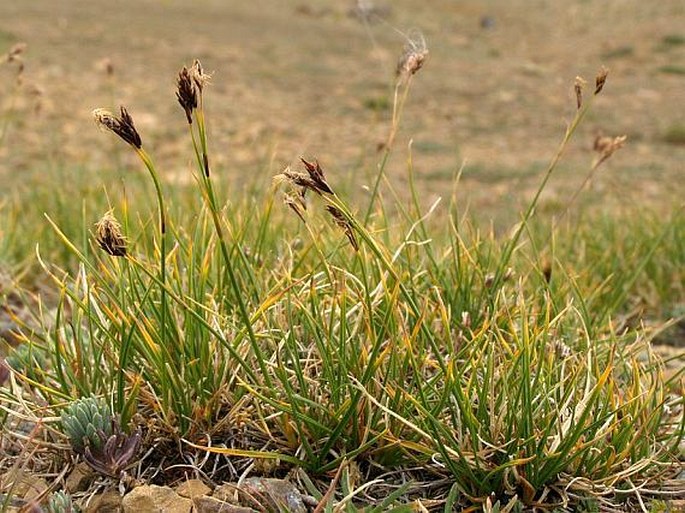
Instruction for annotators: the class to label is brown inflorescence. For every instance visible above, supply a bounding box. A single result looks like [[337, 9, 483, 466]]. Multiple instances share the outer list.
[[326, 205, 359, 251], [574, 76, 587, 110], [594, 66, 609, 95], [283, 192, 307, 223], [280, 158, 334, 197], [593, 134, 627, 168], [176, 66, 197, 124], [95, 211, 128, 257], [190, 59, 210, 92], [299, 157, 334, 195], [396, 33, 428, 82], [93, 106, 142, 149]]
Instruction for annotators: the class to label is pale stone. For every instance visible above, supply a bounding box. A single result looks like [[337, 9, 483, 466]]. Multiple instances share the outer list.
[[193, 496, 256, 513], [121, 484, 191, 513], [65, 462, 95, 493], [175, 479, 210, 499], [86, 490, 122, 513]]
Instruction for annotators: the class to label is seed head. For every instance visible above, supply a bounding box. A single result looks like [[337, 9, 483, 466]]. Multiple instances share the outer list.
[[594, 66, 608, 95], [93, 106, 142, 149], [191, 59, 211, 92], [277, 158, 334, 196], [284, 192, 307, 223], [5, 42, 26, 63], [574, 76, 587, 110], [396, 30, 428, 82], [326, 205, 358, 251], [592, 134, 627, 169], [176, 66, 197, 124], [553, 340, 572, 359], [300, 158, 334, 195], [97, 57, 114, 76], [95, 211, 128, 257]]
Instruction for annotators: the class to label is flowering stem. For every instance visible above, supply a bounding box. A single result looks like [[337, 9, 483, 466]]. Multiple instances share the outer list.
[[134, 147, 169, 355], [363, 78, 413, 226]]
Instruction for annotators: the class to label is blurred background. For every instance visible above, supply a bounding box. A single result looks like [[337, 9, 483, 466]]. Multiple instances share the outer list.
[[0, 0, 683, 214]]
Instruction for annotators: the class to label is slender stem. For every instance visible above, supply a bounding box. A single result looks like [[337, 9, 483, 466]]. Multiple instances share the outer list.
[[189, 100, 273, 388], [134, 147, 168, 356], [491, 100, 593, 291], [363, 78, 413, 225]]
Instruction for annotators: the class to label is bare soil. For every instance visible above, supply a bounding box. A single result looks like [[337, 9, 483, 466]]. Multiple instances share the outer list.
[[0, 0, 683, 211]]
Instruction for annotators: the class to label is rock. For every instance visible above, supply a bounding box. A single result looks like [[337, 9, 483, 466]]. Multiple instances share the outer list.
[[192, 496, 256, 513], [65, 462, 95, 493], [0, 471, 48, 502], [121, 485, 191, 513], [239, 478, 307, 513], [211, 484, 236, 503], [175, 479, 210, 499], [86, 490, 122, 513]]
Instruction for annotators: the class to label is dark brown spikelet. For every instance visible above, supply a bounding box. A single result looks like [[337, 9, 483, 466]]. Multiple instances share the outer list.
[[93, 106, 142, 149], [542, 261, 552, 283], [574, 76, 586, 110], [326, 205, 358, 251], [176, 66, 197, 124], [95, 211, 128, 257], [594, 66, 608, 95], [300, 158, 334, 195]]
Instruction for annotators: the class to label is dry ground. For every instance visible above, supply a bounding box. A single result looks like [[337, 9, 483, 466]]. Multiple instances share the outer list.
[[0, 0, 683, 215]]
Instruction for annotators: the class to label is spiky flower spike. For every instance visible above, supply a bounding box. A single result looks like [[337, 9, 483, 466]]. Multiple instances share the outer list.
[[278, 158, 334, 197], [594, 66, 609, 95], [176, 66, 197, 124], [190, 59, 211, 92], [396, 30, 428, 82], [94, 210, 127, 257], [574, 76, 587, 110], [93, 106, 142, 149], [284, 192, 307, 223], [300, 157, 334, 195], [593, 134, 627, 169], [326, 205, 359, 251], [3, 42, 26, 63]]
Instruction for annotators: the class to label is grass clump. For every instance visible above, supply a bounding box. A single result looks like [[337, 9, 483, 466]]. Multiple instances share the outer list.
[[662, 124, 685, 145], [658, 64, 685, 76], [0, 54, 682, 512]]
